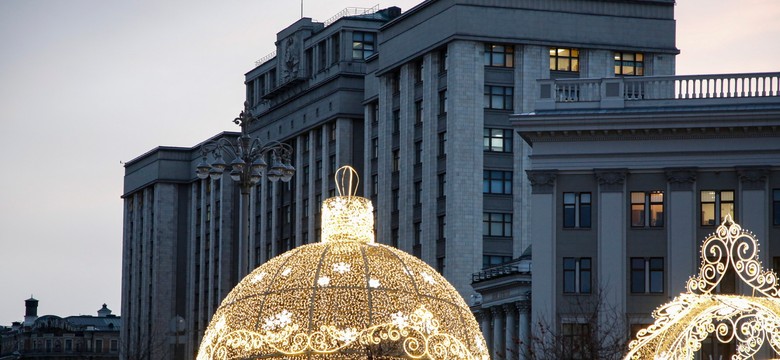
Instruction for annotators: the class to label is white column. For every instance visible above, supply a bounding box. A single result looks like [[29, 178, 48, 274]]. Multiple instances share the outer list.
[[517, 301, 531, 360], [491, 307, 505, 358], [480, 309, 492, 354], [503, 304, 517, 358]]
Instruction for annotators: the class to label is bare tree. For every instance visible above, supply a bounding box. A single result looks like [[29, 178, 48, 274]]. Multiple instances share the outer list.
[[516, 288, 628, 360], [120, 327, 173, 360]]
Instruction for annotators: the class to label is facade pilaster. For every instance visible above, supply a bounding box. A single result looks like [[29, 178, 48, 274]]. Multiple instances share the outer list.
[[307, 129, 316, 244], [376, 75, 393, 246], [421, 51, 438, 266], [594, 169, 628, 324], [294, 135, 304, 248], [665, 168, 698, 295], [398, 63, 415, 253], [527, 170, 557, 335], [737, 167, 770, 266], [444, 40, 484, 296]]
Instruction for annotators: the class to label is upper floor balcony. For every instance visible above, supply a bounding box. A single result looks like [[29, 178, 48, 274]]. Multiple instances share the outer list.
[[534, 72, 780, 111]]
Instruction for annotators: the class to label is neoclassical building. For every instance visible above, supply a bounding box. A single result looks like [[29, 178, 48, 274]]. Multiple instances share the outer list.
[[121, 0, 681, 359], [513, 73, 780, 359]]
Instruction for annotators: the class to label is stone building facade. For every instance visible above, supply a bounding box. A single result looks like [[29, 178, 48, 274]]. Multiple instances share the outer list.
[[121, 0, 680, 359], [513, 73, 780, 359]]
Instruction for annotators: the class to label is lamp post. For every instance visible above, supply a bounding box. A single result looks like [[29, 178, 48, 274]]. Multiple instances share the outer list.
[[196, 102, 295, 277]]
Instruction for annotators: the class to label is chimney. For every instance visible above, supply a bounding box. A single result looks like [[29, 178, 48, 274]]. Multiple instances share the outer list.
[[24, 297, 38, 326]]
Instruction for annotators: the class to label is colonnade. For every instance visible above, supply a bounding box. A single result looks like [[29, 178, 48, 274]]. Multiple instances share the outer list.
[[474, 301, 531, 359]]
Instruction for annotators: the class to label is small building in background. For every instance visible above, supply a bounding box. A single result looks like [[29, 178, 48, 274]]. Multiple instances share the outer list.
[[0, 298, 121, 360]]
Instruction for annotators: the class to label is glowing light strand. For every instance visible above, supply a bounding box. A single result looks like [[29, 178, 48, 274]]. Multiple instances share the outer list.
[[625, 216, 780, 360]]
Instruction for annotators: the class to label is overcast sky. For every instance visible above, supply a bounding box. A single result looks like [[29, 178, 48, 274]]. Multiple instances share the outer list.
[[0, 0, 778, 326]]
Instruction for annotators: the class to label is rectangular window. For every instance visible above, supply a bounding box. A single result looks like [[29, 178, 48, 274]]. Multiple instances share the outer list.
[[438, 48, 447, 74], [329, 155, 336, 175], [483, 128, 513, 152], [484, 85, 514, 110], [563, 257, 592, 294], [631, 191, 664, 227], [303, 198, 309, 216], [438, 215, 446, 241], [701, 190, 735, 226], [484, 43, 514, 67], [318, 41, 327, 71], [614, 52, 645, 76], [563, 192, 592, 228], [483, 170, 512, 194], [549, 48, 580, 72], [65, 339, 72, 351], [95, 339, 103, 353], [438, 90, 447, 115], [302, 134, 310, 152], [414, 181, 422, 205], [392, 189, 399, 211], [414, 59, 424, 83], [371, 174, 378, 196], [438, 173, 446, 198], [331, 33, 340, 64], [631, 257, 664, 293], [330, 123, 337, 141], [110, 339, 118, 352], [371, 138, 378, 159], [352, 32, 375, 59], [438, 132, 447, 156], [774, 190, 780, 226], [483, 212, 512, 237], [392, 109, 400, 133], [483, 255, 512, 268], [316, 160, 322, 179], [414, 222, 422, 245], [414, 141, 422, 165], [414, 100, 423, 124], [392, 149, 400, 172], [391, 71, 400, 94], [561, 323, 590, 359]]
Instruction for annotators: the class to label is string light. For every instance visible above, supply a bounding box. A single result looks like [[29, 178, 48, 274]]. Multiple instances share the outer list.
[[197, 166, 488, 360], [626, 215, 780, 360]]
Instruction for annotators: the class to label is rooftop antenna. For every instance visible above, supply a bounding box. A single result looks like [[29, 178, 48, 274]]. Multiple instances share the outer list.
[[301, 0, 303, 18]]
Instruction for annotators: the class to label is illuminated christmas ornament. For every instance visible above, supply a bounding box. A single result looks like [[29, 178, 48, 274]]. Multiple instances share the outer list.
[[626, 215, 780, 360], [197, 166, 489, 360]]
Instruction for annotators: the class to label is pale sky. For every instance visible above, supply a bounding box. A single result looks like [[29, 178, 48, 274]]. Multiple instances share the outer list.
[[0, 0, 777, 326]]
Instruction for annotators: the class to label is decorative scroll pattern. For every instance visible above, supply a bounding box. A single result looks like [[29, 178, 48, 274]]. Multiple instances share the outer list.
[[625, 216, 780, 360], [198, 307, 485, 360], [686, 215, 780, 297]]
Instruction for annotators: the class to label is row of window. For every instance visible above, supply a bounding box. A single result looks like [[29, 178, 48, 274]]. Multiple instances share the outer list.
[[485, 43, 645, 76], [563, 189, 762, 229], [563, 257, 663, 294]]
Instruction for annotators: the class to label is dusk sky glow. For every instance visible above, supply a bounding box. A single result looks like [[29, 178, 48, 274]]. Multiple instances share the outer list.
[[0, 0, 778, 326]]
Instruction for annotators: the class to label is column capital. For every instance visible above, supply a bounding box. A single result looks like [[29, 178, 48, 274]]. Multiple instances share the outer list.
[[665, 167, 697, 191], [737, 166, 770, 190], [515, 300, 531, 313], [526, 170, 557, 194], [595, 169, 627, 192], [490, 306, 503, 316], [502, 303, 516, 315]]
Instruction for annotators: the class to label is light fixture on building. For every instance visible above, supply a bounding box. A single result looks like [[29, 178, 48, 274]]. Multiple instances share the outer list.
[[196, 166, 489, 360], [196, 101, 295, 277], [625, 215, 780, 360]]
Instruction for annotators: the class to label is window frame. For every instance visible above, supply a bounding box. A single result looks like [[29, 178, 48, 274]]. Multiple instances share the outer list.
[[614, 51, 645, 76], [484, 43, 514, 68], [483, 212, 512, 237], [631, 257, 664, 294], [549, 47, 580, 72], [484, 85, 514, 110], [483, 170, 513, 195], [631, 191, 664, 228], [352, 31, 375, 60], [700, 190, 735, 226], [563, 257, 592, 294], [563, 192, 592, 229], [773, 189, 780, 226], [483, 128, 513, 153]]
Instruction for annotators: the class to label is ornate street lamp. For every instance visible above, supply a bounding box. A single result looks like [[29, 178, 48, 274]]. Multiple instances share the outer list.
[[196, 102, 295, 276]]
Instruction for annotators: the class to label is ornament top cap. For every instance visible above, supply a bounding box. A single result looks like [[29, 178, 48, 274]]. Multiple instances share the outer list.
[[321, 166, 374, 243]]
